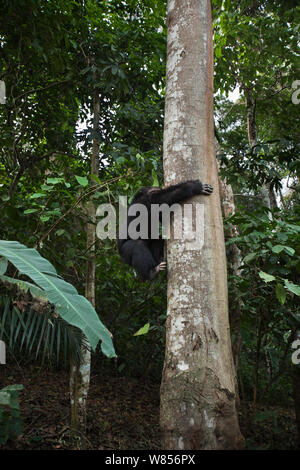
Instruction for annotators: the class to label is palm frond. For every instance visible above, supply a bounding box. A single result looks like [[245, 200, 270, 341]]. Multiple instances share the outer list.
[[0, 296, 85, 367]]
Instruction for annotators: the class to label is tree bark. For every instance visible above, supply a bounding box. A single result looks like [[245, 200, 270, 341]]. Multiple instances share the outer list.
[[160, 0, 244, 450]]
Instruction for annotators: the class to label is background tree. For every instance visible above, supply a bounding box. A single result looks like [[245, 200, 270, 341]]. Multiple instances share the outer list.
[[213, 0, 300, 432]]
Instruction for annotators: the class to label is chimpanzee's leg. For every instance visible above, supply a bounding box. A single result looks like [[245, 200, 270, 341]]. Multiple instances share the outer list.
[[121, 240, 164, 281], [149, 239, 165, 265]]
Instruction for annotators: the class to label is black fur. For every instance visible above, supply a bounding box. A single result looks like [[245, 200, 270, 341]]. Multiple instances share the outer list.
[[118, 180, 213, 281]]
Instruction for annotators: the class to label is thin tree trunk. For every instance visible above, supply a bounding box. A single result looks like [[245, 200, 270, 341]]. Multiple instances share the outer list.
[[245, 92, 271, 209], [268, 183, 277, 209], [216, 139, 243, 374], [245, 92, 257, 150], [160, 0, 244, 450], [69, 85, 100, 444], [217, 164, 243, 374], [253, 314, 262, 414]]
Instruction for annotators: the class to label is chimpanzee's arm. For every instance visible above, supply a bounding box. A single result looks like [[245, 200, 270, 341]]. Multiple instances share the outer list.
[[148, 180, 213, 205]]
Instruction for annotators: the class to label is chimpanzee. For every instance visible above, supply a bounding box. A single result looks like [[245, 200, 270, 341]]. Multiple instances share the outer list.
[[117, 180, 213, 281]]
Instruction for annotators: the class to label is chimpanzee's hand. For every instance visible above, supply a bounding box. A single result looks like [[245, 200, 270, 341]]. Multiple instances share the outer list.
[[201, 183, 213, 195]]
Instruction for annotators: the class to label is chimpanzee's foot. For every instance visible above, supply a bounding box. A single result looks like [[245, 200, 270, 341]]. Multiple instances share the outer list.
[[156, 261, 167, 272], [149, 261, 167, 280]]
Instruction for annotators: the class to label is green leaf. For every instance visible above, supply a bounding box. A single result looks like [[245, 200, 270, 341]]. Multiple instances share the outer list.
[[0, 391, 10, 406], [258, 271, 276, 283], [24, 209, 38, 214], [75, 175, 89, 187], [90, 174, 102, 185], [55, 229, 65, 237], [40, 215, 51, 222], [0, 257, 8, 275], [272, 245, 295, 256], [284, 280, 300, 296], [215, 44, 222, 58], [116, 156, 125, 165], [271, 245, 284, 254], [243, 252, 257, 263], [46, 177, 63, 185], [30, 193, 46, 199], [133, 323, 150, 336], [152, 169, 159, 187], [284, 246, 295, 256], [0, 240, 115, 356], [275, 283, 286, 305]]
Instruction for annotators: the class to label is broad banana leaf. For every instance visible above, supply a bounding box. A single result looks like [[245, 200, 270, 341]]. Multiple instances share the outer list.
[[0, 240, 115, 357]]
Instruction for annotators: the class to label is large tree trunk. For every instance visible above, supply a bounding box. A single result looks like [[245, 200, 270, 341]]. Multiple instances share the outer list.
[[160, 0, 244, 450], [70, 85, 100, 444]]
